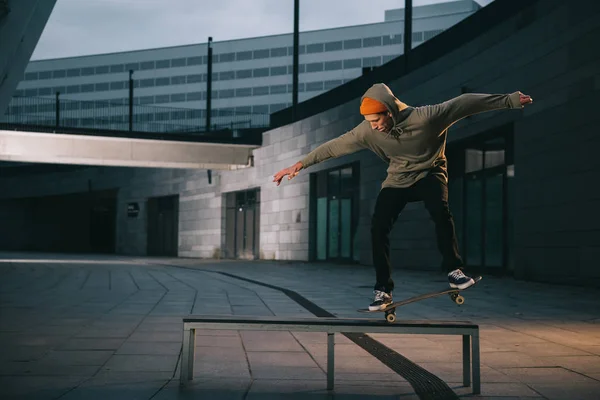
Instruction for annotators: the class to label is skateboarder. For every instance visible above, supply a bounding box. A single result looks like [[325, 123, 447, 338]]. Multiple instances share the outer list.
[[273, 83, 533, 311]]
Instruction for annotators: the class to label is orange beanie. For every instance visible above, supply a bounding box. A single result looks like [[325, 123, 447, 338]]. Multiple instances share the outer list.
[[360, 97, 388, 115]]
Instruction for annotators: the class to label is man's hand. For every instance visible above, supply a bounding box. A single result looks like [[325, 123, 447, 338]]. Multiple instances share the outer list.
[[273, 162, 303, 186], [519, 92, 533, 106]]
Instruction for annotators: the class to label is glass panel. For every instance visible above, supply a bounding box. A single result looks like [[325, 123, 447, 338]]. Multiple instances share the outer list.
[[340, 167, 353, 194], [328, 199, 340, 258], [340, 199, 352, 258], [316, 197, 328, 260], [465, 148, 483, 173], [484, 172, 504, 268], [465, 175, 482, 266], [328, 170, 340, 197]]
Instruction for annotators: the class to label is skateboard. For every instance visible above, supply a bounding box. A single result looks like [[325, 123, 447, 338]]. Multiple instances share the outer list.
[[357, 276, 482, 323]]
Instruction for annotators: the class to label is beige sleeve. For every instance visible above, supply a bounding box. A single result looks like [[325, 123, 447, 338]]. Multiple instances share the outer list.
[[299, 123, 368, 168]]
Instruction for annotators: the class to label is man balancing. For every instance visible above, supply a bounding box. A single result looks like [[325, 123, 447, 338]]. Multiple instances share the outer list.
[[273, 83, 533, 311]]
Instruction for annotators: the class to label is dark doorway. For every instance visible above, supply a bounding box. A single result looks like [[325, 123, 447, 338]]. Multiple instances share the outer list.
[[224, 189, 260, 259], [310, 163, 359, 262], [89, 193, 117, 253], [147, 195, 179, 256], [447, 126, 514, 274]]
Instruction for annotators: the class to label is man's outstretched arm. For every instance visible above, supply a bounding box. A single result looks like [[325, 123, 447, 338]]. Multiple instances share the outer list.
[[427, 91, 533, 131], [273, 125, 367, 186]]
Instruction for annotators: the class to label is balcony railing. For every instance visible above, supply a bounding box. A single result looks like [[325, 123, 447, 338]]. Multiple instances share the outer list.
[[2, 95, 270, 134]]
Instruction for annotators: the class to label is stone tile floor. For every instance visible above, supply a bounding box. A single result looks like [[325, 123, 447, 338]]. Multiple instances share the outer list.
[[0, 252, 598, 399]]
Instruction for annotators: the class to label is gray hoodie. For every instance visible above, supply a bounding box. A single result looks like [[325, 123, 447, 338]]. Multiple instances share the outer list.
[[299, 83, 522, 188]]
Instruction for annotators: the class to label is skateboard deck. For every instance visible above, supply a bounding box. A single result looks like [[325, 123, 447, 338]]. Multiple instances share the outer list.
[[357, 276, 482, 323]]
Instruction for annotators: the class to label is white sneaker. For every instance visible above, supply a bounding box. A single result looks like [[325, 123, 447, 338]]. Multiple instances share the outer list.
[[448, 269, 475, 289], [369, 290, 392, 311]]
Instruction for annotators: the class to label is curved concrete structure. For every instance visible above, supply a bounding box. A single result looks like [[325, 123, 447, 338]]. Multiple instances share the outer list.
[[0, 0, 57, 117]]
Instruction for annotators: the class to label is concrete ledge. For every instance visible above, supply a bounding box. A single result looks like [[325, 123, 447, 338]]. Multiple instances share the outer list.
[[0, 129, 259, 169]]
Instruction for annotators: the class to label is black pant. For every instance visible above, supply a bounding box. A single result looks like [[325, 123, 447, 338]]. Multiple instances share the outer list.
[[371, 173, 464, 293]]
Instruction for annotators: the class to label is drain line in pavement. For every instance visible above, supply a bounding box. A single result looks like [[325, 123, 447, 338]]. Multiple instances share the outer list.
[[208, 270, 460, 400]]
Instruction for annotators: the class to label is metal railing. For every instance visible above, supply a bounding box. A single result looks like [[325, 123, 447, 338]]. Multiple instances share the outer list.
[[1, 95, 270, 134]]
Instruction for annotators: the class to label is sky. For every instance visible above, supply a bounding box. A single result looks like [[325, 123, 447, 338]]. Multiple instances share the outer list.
[[31, 0, 494, 60]]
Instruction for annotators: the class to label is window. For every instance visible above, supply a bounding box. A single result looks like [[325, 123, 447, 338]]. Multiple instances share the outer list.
[[236, 51, 252, 61], [270, 85, 287, 94], [110, 64, 125, 73], [187, 92, 203, 101], [253, 86, 269, 96], [110, 81, 125, 90], [306, 81, 323, 92], [171, 75, 186, 85], [252, 105, 268, 114], [187, 74, 204, 83], [362, 56, 381, 67], [171, 58, 186, 67], [155, 77, 170, 86], [67, 85, 81, 94], [253, 68, 269, 78], [219, 89, 234, 98], [363, 36, 382, 47], [95, 83, 109, 91], [139, 96, 154, 105], [219, 52, 235, 63], [343, 59, 361, 69], [156, 59, 171, 68], [155, 94, 170, 103], [383, 34, 402, 45], [24, 72, 38, 80], [270, 66, 287, 76], [324, 80, 342, 90], [253, 49, 269, 59], [39, 71, 52, 79], [67, 68, 80, 77], [307, 43, 324, 53], [236, 69, 252, 79], [344, 39, 361, 49], [186, 56, 203, 66], [138, 61, 152, 70], [219, 71, 235, 80], [170, 93, 186, 102], [236, 88, 252, 97], [270, 47, 287, 57], [325, 41, 343, 51], [53, 70, 66, 79], [324, 61, 342, 71], [306, 62, 324, 73], [140, 78, 154, 88]]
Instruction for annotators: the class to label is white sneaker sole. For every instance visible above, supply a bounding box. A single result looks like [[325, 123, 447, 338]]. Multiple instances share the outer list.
[[449, 278, 475, 290], [369, 303, 392, 311]]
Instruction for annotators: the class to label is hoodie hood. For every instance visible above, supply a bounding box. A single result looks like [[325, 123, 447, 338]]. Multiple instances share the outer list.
[[361, 83, 412, 138]]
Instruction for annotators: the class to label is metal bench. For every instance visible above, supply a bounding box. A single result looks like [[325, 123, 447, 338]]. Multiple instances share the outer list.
[[181, 315, 480, 394]]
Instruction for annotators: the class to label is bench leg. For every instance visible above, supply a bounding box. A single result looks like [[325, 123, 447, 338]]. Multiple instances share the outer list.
[[472, 331, 480, 394], [180, 327, 195, 385], [327, 332, 335, 390], [462, 334, 471, 387]]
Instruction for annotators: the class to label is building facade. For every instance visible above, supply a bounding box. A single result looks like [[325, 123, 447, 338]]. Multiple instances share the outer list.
[[5, 1, 479, 131], [1, 0, 598, 286]]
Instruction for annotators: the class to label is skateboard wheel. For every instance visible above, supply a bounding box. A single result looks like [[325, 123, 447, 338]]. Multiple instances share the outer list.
[[454, 295, 465, 305], [386, 313, 396, 323]]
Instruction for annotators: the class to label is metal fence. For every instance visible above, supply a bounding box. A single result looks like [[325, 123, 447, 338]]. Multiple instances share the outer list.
[[1, 95, 270, 134]]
